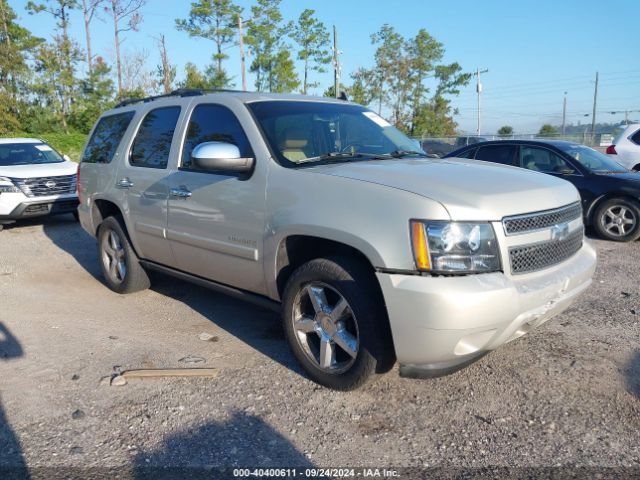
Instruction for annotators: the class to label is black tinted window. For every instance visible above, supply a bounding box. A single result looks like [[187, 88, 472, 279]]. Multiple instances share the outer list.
[[631, 129, 640, 145], [82, 112, 134, 164], [475, 145, 517, 165], [456, 148, 476, 159], [181, 104, 252, 169], [130, 107, 181, 169]]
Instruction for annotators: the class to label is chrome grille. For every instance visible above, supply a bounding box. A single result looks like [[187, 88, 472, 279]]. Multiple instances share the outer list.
[[509, 227, 583, 274], [503, 202, 582, 235], [11, 175, 77, 198]]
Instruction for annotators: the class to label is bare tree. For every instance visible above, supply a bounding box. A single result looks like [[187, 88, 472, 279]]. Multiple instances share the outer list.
[[156, 34, 174, 94], [121, 49, 156, 95], [107, 0, 145, 94], [81, 0, 103, 73]]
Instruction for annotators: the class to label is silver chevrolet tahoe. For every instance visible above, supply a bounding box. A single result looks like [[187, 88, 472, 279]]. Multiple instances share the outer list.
[[77, 89, 596, 390]]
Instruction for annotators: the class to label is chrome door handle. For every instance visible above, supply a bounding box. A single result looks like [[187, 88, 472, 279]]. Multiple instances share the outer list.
[[169, 187, 192, 198], [116, 178, 134, 188]]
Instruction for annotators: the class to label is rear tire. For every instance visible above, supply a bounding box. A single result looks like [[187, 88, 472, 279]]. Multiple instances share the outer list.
[[593, 197, 640, 242], [282, 256, 395, 390], [97, 215, 150, 294]]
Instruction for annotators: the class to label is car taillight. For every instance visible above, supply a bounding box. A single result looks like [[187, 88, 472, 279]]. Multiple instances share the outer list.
[[606, 145, 617, 155]]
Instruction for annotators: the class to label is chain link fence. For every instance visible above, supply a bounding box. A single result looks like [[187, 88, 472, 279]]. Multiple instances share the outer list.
[[416, 133, 614, 157]]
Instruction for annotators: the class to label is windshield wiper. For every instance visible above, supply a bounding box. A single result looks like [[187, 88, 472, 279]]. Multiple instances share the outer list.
[[296, 152, 376, 164], [370, 150, 429, 159]]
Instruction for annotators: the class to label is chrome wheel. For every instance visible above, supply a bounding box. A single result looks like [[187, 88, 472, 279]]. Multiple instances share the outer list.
[[101, 229, 127, 283], [601, 205, 637, 237], [292, 282, 359, 373]]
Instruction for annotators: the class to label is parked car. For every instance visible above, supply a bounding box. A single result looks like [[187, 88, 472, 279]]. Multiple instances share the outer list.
[[78, 90, 595, 390], [607, 123, 640, 171], [446, 139, 640, 242], [0, 138, 78, 231]]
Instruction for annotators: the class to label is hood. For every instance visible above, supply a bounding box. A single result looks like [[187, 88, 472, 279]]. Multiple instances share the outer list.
[[305, 157, 580, 221], [0, 160, 77, 179]]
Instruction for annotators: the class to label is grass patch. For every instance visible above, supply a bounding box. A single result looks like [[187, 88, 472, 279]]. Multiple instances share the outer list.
[[1, 132, 87, 162]]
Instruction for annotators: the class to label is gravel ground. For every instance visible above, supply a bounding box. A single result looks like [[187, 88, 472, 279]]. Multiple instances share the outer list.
[[0, 216, 638, 478]]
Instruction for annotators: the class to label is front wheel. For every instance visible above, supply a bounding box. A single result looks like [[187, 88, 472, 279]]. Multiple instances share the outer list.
[[282, 256, 395, 390], [593, 197, 640, 242], [97, 215, 150, 294]]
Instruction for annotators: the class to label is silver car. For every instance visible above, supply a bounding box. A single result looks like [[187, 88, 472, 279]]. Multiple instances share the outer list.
[[77, 90, 596, 390]]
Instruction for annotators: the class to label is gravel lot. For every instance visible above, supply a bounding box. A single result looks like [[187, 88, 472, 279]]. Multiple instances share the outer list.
[[0, 216, 638, 478]]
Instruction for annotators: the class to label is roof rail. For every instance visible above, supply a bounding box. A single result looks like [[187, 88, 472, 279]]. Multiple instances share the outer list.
[[114, 88, 248, 108]]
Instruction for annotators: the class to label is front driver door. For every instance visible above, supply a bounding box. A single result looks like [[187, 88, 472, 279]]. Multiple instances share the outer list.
[[166, 103, 267, 295]]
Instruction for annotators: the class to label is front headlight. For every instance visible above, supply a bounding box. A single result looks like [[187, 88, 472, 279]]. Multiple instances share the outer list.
[[410, 221, 501, 273], [0, 177, 20, 193]]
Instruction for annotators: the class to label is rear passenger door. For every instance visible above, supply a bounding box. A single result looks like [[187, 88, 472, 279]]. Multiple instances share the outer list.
[[116, 105, 182, 266]]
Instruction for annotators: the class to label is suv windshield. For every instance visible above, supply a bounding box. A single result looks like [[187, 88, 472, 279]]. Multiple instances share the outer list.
[[0, 143, 64, 166], [557, 144, 627, 173], [247, 101, 424, 166]]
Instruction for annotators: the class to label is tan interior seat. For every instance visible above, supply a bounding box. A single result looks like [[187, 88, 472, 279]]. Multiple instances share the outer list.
[[279, 127, 311, 162]]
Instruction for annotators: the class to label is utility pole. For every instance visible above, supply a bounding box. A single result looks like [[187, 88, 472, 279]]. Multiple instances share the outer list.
[[333, 25, 341, 98], [238, 15, 247, 91], [591, 71, 599, 143], [473, 68, 489, 136], [561, 91, 567, 135]]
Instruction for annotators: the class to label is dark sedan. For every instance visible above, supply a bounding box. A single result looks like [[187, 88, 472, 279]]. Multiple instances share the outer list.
[[445, 140, 640, 242]]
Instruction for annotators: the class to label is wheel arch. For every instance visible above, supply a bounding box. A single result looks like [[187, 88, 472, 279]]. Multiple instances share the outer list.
[[585, 193, 640, 225], [272, 234, 382, 302]]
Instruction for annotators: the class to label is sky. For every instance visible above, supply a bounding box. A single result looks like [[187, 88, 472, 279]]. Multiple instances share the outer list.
[[9, 0, 640, 135]]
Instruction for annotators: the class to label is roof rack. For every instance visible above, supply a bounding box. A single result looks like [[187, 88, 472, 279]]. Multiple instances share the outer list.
[[114, 88, 247, 108]]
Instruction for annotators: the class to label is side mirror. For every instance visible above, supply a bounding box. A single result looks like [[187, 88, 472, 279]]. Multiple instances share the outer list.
[[191, 142, 254, 174], [63, 154, 72, 162]]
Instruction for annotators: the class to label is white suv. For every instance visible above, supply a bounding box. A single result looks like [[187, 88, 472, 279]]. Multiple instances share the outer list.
[[607, 124, 640, 170], [0, 138, 79, 231]]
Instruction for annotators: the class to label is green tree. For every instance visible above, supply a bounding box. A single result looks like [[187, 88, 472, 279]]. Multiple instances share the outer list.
[[27, 0, 82, 132], [538, 124, 558, 137], [292, 9, 330, 94], [498, 125, 513, 137], [359, 25, 469, 136], [245, 0, 298, 92], [180, 62, 212, 89], [0, 0, 42, 133], [70, 56, 115, 132], [176, 0, 241, 89]]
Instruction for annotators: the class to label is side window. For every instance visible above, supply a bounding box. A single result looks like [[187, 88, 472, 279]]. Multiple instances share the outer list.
[[631, 129, 640, 145], [81, 111, 135, 164], [130, 106, 181, 169], [181, 104, 252, 170], [456, 148, 476, 159], [521, 146, 574, 174], [475, 145, 517, 165]]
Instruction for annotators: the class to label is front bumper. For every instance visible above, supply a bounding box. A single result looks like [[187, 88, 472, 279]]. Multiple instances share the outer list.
[[0, 195, 79, 223], [377, 241, 596, 378]]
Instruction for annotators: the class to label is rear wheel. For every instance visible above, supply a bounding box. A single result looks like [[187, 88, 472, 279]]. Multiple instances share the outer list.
[[97, 215, 150, 293], [282, 256, 395, 390], [593, 197, 640, 242]]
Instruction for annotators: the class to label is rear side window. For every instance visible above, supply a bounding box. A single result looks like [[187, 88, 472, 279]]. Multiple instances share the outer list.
[[631, 129, 640, 145], [475, 145, 517, 165], [81, 111, 135, 164], [181, 104, 252, 170], [130, 106, 181, 169]]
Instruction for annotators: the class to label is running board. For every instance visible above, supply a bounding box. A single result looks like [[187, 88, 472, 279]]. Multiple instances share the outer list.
[[140, 260, 281, 313]]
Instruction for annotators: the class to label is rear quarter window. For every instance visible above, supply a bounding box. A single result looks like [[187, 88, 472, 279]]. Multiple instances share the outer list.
[[631, 128, 640, 145], [81, 111, 135, 164]]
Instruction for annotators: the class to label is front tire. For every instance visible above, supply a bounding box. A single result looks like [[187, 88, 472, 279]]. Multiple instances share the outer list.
[[97, 215, 150, 294], [282, 256, 395, 390], [593, 197, 640, 242]]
